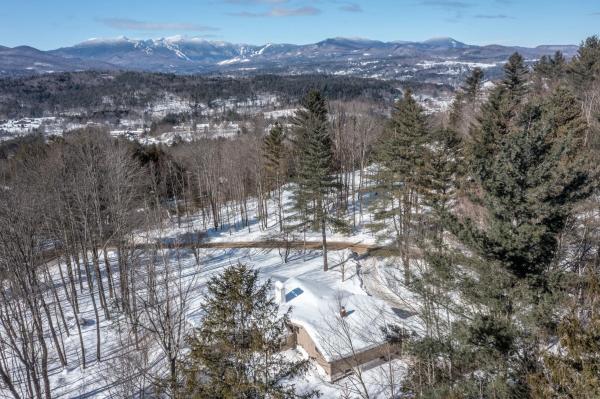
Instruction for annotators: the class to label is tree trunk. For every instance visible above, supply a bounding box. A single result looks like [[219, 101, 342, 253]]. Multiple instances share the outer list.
[[321, 210, 328, 272], [0, 361, 21, 399], [102, 247, 116, 302]]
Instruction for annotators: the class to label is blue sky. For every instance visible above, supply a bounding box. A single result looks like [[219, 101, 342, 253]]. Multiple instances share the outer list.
[[1, 0, 599, 49]]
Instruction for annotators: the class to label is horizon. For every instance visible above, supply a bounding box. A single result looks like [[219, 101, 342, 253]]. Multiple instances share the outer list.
[[3, 34, 583, 52], [1, 0, 598, 50], [42, 35, 581, 49]]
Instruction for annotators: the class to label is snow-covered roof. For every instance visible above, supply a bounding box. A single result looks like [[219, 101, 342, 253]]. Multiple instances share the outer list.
[[280, 276, 409, 362]]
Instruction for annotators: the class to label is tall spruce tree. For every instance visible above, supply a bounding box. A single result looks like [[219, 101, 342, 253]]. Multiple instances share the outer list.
[[370, 89, 430, 283], [400, 128, 465, 397], [534, 51, 566, 82], [420, 128, 463, 235], [398, 53, 592, 396], [183, 263, 317, 398], [568, 35, 600, 89], [529, 269, 600, 398], [503, 52, 529, 101], [449, 68, 484, 131], [464, 67, 485, 102], [290, 90, 345, 272], [444, 84, 591, 397], [567, 35, 600, 149]]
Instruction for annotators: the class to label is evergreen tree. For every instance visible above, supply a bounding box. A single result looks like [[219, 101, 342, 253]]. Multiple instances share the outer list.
[[289, 90, 346, 271], [449, 68, 484, 131], [567, 35, 600, 149], [529, 270, 600, 398], [420, 128, 463, 231], [468, 85, 589, 277], [533, 51, 566, 94], [183, 263, 317, 398], [399, 128, 465, 397], [399, 58, 592, 396], [370, 89, 430, 283], [503, 52, 529, 101], [568, 35, 600, 89], [445, 84, 591, 397], [263, 123, 286, 180], [464, 67, 484, 102]]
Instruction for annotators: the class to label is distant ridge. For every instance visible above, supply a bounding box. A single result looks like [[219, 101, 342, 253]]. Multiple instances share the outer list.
[[0, 36, 579, 78]]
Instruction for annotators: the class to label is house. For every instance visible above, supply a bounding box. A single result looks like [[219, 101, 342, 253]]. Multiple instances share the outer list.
[[276, 277, 413, 382]]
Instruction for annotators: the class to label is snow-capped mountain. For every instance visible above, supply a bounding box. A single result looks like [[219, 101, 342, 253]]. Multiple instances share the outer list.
[[0, 36, 578, 82]]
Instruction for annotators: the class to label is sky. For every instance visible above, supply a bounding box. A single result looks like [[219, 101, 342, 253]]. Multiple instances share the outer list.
[[1, 0, 599, 50]]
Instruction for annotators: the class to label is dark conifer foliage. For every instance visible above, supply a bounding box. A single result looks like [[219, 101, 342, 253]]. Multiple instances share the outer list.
[[370, 89, 430, 282], [289, 90, 347, 271], [399, 45, 597, 398], [568, 35, 600, 89], [534, 51, 566, 82], [263, 122, 286, 182], [464, 67, 484, 102], [183, 264, 317, 398], [502, 52, 529, 101], [465, 87, 590, 278], [449, 67, 485, 132]]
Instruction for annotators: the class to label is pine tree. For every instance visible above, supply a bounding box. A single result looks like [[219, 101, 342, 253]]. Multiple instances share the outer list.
[[568, 35, 600, 89], [529, 270, 600, 398], [398, 52, 592, 396], [567, 36, 600, 149], [533, 51, 566, 91], [183, 263, 317, 398], [370, 89, 430, 283], [468, 85, 589, 278], [449, 68, 484, 131], [420, 128, 463, 231], [503, 52, 529, 101], [289, 90, 346, 272], [550, 51, 567, 80], [399, 128, 465, 397], [464, 67, 484, 102], [440, 84, 592, 397]]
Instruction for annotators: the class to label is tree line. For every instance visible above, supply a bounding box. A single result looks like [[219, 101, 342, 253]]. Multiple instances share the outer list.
[[0, 71, 400, 119], [379, 38, 600, 398]]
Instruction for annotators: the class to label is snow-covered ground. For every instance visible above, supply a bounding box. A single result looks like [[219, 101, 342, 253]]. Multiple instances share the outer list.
[[42, 246, 411, 398], [136, 178, 382, 247], [2, 172, 422, 398]]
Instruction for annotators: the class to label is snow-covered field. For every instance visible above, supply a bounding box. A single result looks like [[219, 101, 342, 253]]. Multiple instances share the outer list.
[[0, 176, 426, 398], [44, 246, 412, 398]]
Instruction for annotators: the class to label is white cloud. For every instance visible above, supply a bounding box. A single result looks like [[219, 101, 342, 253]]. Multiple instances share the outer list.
[[98, 18, 219, 32]]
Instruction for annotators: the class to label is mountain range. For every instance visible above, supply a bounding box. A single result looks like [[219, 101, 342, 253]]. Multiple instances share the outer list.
[[0, 36, 579, 82]]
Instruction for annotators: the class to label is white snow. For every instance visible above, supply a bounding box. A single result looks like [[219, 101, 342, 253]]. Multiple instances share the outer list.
[[217, 57, 250, 65], [416, 60, 498, 69], [280, 275, 416, 363], [263, 108, 298, 119], [0, 170, 423, 398]]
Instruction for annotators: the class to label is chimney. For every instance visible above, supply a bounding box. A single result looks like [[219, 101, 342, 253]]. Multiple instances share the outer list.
[[340, 306, 347, 317], [275, 281, 286, 305]]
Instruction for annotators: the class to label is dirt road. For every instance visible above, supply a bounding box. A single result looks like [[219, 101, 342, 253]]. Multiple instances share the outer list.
[[159, 240, 381, 255]]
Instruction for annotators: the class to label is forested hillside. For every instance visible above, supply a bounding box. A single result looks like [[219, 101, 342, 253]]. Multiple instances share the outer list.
[[0, 36, 599, 398], [0, 72, 408, 119]]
